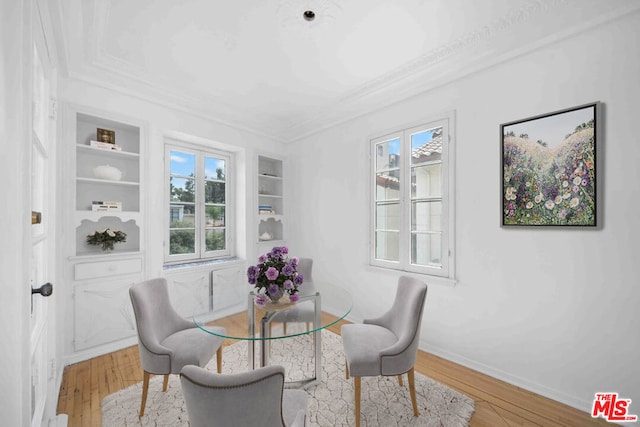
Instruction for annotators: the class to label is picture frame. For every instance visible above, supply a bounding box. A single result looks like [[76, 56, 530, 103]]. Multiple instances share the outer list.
[[97, 128, 115, 144], [501, 102, 598, 227]]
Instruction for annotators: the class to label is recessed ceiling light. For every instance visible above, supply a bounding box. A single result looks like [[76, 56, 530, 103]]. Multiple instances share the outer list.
[[277, 0, 342, 32]]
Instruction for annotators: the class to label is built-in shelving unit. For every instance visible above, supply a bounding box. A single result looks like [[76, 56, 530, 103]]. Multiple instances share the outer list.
[[74, 112, 142, 256], [257, 155, 284, 244], [63, 106, 146, 358]]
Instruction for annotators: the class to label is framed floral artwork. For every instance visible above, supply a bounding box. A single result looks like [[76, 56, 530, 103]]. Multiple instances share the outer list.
[[501, 102, 598, 226]]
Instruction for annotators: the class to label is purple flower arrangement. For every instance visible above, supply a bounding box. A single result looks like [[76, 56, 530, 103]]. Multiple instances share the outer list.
[[247, 246, 304, 307]]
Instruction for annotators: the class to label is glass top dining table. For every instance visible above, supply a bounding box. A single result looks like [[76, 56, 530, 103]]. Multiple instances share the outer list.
[[193, 282, 353, 388]]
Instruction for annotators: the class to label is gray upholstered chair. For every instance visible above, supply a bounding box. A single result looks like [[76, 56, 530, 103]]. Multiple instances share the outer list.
[[129, 277, 226, 417], [180, 364, 308, 427], [341, 276, 428, 427], [270, 258, 314, 334]]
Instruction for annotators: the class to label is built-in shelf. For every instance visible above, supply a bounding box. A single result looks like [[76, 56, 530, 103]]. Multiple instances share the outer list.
[[259, 173, 282, 180], [69, 250, 143, 262], [76, 144, 140, 158], [76, 177, 139, 186], [258, 214, 283, 223], [72, 110, 143, 256], [257, 155, 284, 243], [64, 106, 146, 359], [73, 211, 140, 226]]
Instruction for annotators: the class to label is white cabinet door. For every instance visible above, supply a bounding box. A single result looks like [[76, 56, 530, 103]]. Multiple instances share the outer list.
[[73, 279, 138, 351], [165, 270, 211, 318]]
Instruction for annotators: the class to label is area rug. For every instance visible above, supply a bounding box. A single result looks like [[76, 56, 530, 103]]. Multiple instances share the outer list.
[[102, 329, 474, 426]]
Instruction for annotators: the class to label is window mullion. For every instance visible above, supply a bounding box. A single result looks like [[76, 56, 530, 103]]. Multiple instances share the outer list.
[[399, 130, 410, 271], [196, 151, 206, 258]]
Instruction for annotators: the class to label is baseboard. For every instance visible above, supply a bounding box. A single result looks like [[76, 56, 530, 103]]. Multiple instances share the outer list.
[[64, 336, 138, 366], [63, 306, 246, 367], [421, 339, 590, 413], [335, 307, 592, 414]]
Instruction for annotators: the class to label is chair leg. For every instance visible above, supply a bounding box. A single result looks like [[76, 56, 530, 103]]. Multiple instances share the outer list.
[[216, 347, 223, 373], [139, 371, 150, 417], [354, 376, 361, 427], [345, 360, 349, 379], [408, 367, 419, 417], [162, 374, 169, 392], [397, 374, 404, 387]]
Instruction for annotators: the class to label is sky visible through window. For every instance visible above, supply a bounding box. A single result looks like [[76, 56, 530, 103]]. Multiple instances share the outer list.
[[170, 151, 226, 192], [170, 151, 194, 177], [380, 128, 436, 167], [411, 128, 437, 152], [386, 138, 400, 156]]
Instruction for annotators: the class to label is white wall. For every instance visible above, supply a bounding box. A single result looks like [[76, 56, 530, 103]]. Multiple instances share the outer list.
[[286, 11, 640, 412]]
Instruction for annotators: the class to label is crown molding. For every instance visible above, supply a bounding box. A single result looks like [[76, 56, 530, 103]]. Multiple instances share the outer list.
[[281, 0, 640, 143], [66, 64, 286, 142], [51, 0, 640, 144], [73, 29, 289, 141], [334, 0, 566, 107], [77, 0, 566, 143], [50, 0, 287, 142]]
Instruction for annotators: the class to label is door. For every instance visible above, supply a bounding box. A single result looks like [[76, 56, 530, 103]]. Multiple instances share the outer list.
[[0, 1, 57, 424], [30, 8, 57, 425]]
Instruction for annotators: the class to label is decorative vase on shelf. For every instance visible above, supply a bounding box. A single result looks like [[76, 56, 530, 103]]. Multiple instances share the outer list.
[[93, 164, 124, 181], [259, 232, 273, 241]]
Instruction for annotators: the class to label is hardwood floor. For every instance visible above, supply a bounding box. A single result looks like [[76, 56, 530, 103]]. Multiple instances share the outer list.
[[57, 312, 607, 426]]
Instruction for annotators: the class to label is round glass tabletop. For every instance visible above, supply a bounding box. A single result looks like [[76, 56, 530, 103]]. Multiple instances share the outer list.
[[193, 282, 353, 341]]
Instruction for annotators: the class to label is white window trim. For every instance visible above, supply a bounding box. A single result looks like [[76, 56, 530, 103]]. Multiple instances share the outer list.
[[369, 112, 456, 281], [164, 140, 235, 264]]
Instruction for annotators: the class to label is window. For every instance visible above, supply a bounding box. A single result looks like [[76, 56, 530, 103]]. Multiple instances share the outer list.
[[166, 144, 233, 263], [371, 115, 454, 278]]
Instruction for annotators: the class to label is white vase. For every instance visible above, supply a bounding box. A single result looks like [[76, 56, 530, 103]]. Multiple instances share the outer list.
[[93, 164, 123, 181]]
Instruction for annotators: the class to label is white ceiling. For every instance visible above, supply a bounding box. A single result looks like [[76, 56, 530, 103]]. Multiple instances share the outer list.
[[51, 0, 638, 142]]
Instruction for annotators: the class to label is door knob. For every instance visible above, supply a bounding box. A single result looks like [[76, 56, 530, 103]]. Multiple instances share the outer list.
[[32, 282, 53, 297]]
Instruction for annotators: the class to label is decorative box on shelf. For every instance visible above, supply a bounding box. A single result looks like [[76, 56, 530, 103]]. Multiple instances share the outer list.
[[91, 201, 122, 212], [259, 204, 275, 215], [90, 140, 122, 151]]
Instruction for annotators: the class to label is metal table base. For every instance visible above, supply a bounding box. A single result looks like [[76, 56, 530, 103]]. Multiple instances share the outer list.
[[248, 292, 322, 388]]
